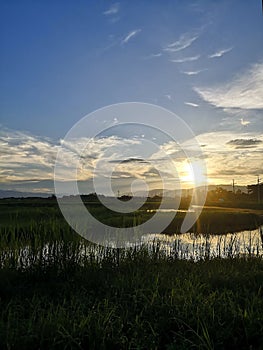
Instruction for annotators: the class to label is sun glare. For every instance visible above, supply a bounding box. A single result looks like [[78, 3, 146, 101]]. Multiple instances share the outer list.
[[181, 161, 208, 187]]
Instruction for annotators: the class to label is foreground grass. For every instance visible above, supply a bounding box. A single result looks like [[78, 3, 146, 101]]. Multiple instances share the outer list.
[[0, 250, 263, 349], [0, 200, 263, 349]]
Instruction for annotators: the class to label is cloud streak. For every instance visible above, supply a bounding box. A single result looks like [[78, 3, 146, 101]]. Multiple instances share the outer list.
[[182, 69, 206, 75], [164, 33, 198, 52], [184, 102, 199, 107], [194, 62, 263, 110], [170, 55, 200, 63], [121, 29, 141, 44], [208, 47, 233, 58], [144, 52, 162, 59]]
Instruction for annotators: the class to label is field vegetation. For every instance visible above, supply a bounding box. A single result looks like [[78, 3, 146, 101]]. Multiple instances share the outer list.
[[0, 198, 263, 349]]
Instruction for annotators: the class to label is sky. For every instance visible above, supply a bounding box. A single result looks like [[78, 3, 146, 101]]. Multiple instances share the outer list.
[[0, 0, 263, 195]]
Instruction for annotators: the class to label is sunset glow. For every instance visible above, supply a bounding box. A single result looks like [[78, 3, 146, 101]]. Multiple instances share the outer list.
[[0, 1, 262, 195]]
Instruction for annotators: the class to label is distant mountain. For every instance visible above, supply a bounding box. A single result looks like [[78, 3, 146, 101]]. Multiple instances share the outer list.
[[135, 184, 248, 198], [0, 189, 51, 198], [0, 183, 248, 199], [134, 189, 181, 198]]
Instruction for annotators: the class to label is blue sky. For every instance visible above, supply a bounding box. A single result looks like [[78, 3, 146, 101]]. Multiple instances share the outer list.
[[0, 0, 263, 194]]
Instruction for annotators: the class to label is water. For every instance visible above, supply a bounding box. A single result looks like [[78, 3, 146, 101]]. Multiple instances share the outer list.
[[146, 209, 195, 213], [140, 206, 263, 259], [1, 226, 262, 268], [139, 226, 263, 260]]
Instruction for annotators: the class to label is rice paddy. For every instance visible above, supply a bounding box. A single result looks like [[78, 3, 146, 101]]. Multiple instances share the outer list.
[[0, 198, 263, 349]]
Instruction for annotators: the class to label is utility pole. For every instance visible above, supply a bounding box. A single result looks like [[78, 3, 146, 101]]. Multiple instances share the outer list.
[[232, 179, 236, 194], [257, 175, 261, 204]]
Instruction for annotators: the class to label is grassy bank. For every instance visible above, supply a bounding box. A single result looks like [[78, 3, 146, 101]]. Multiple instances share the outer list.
[[0, 250, 263, 349], [0, 200, 263, 349]]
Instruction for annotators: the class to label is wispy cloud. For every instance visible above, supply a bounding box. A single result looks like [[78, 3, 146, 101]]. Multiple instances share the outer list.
[[170, 55, 200, 63], [208, 47, 233, 58], [194, 62, 263, 110], [103, 3, 120, 16], [164, 33, 198, 52], [121, 29, 141, 44], [181, 69, 205, 76], [0, 129, 58, 184], [165, 94, 172, 100], [144, 52, 162, 60], [240, 118, 250, 126], [184, 102, 199, 107], [2, 125, 262, 194], [150, 52, 162, 57]]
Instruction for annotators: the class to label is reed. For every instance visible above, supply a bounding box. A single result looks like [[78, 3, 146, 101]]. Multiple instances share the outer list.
[[0, 202, 263, 349]]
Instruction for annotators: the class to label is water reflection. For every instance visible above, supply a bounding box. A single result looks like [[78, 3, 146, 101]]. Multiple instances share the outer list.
[[139, 226, 263, 260], [146, 209, 195, 213], [1, 226, 262, 268]]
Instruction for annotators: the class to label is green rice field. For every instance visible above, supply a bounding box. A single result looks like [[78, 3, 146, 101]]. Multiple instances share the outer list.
[[0, 198, 263, 349]]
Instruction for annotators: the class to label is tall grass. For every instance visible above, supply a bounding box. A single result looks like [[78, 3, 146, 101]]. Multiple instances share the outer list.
[[0, 245, 263, 349], [0, 203, 263, 349]]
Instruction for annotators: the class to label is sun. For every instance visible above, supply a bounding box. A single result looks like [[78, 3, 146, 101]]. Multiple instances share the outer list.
[[181, 160, 208, 187]]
